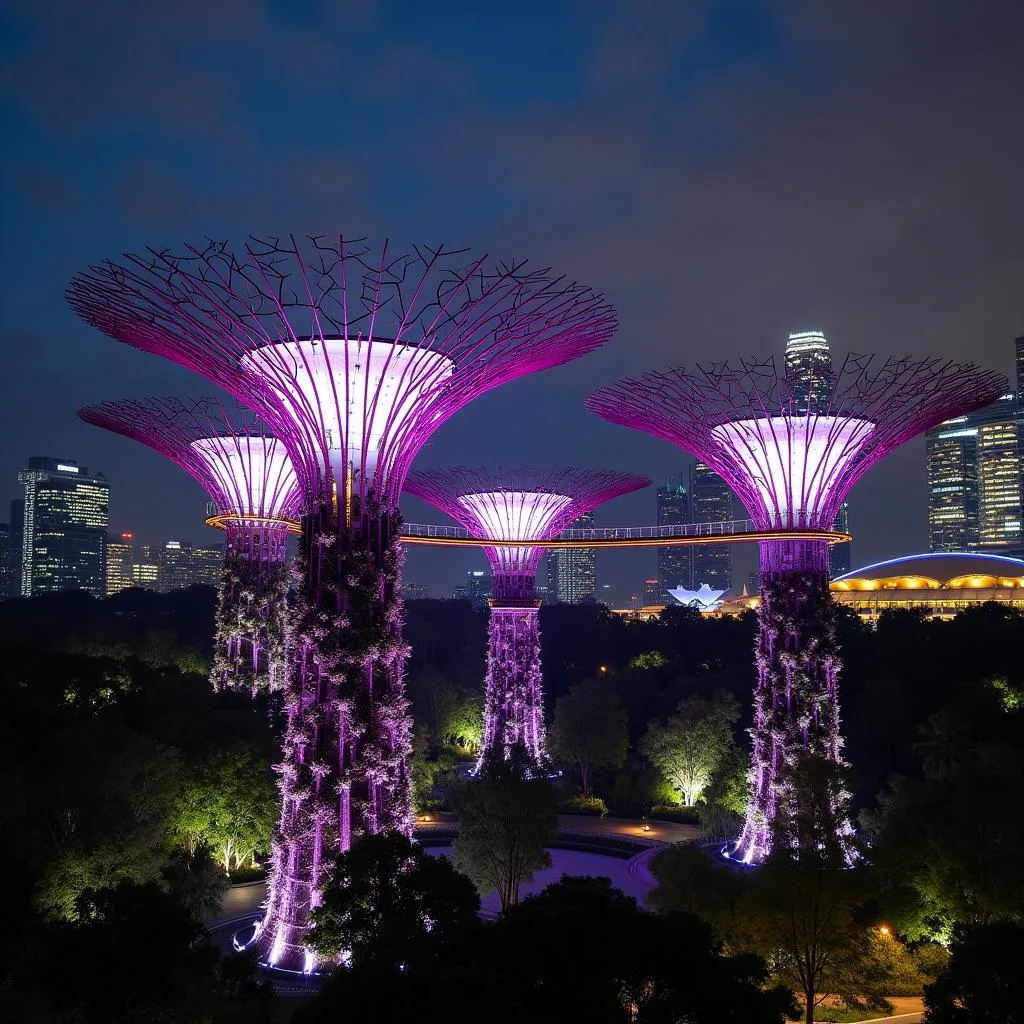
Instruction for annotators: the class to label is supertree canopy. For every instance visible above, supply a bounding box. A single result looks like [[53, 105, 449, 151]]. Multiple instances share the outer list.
[[405, 467, 648, 769], [78, 397, 301, 695], [587, 352, 1006, 862], [68, 235, 616, 972]]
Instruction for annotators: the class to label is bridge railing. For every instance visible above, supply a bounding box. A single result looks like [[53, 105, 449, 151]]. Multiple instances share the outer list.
[[400, 519, 757, 541]]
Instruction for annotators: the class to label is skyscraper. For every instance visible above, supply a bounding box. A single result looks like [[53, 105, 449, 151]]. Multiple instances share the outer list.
[[8, 499, 23, 599], [785, 330, 836, 414], [1016, 335, 1023, 516], [548, 511, 597, 603], [978, 418, 1021, 549], [927, 415, 980, 550], [829, 501, 852, 579], [927, 393, 1020, 553], [18, 458, 109, 598], [0, 523, 11, 600], [106, 532, 136, 596], [454, 568, 490, 608], [656, 475, 692, 596], [153, 540, 224, 592], [690, 462, 733, 593]]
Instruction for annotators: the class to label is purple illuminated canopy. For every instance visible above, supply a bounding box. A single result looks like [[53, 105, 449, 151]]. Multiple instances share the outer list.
[[586, 353, 1007, 530], [78, 396, 301, 538]]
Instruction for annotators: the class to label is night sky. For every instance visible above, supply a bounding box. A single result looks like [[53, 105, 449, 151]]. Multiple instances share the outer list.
[[2, 1, 1022, 604]]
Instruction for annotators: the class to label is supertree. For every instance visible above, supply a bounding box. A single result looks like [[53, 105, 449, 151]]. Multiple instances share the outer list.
[[79, 397, 301, 695], [587, 352, 1006, 862], [67, 235, 616, 971], [405, 467, 649, 770]]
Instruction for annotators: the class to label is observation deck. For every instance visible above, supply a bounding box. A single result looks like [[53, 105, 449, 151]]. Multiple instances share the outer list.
[[399, 519, 851, 549]]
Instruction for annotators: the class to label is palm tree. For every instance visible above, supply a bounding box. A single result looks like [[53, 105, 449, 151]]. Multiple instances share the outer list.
[[913, 709, 972, 780]]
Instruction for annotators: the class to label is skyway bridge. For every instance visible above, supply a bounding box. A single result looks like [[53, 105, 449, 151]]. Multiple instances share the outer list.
[[399, 520, 852, 549]]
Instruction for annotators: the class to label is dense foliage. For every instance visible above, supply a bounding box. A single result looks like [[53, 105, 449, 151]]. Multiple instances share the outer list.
[[0, 588, 277, 1019], [4, 589, 1023, 1019], [296, 869, 797, 1024]]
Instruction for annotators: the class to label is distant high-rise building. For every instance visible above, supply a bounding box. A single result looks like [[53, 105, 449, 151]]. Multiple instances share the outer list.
[[0, 523, 11, 600], [927, 415, 980, 550], [656, 476, 692, 597], [106, 532, 136, 596], [454, 568, 490, 608], [785, 330, 836, 414], [689, 462, 733, 593], [18, 457, 109, 598], [154, 540, 223, 592], [132, 545, 160, 590], [548, 511, 597, 604], [642, 578, 660, 605], [191, 545, 222, 587], [8, 499, 24, 599], [157, 541, 192, 593], [1016, 335, 1023, 517], [400, 582, 429, 601], [927, 393, 1020, 553], [978, 418, 1021, 549], [829, 501, 852, 579]]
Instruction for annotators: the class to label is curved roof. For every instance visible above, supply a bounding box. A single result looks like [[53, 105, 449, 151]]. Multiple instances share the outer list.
[[833, 551, 1024, 587]]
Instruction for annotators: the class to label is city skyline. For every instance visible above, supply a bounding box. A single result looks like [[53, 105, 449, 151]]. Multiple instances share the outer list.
[[2, 4, 1022, 603]]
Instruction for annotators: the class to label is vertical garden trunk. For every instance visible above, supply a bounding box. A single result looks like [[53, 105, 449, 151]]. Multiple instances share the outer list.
[[254, 500, 412, 973], [733, 539, 845, 863]]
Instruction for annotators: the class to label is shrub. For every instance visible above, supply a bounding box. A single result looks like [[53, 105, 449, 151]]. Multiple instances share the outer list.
[[561, 794, 608, 816], [913, 941, 950, 980]]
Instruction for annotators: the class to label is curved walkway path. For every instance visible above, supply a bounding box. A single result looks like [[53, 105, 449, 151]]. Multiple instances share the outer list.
[[209, 815, 698, 931]]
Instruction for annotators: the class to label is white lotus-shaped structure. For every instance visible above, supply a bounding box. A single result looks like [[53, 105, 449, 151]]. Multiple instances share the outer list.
[[668, 583, 727, 610]]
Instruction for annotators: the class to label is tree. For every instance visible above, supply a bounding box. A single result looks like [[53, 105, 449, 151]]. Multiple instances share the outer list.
[[548, 676, 628, 795], [646, 843, 748, 948], [748, 754, 888, 1024], [34, 720, 180, 920], [463, 876, 795, 1024], [696, 742, 749, 840], [451, 747, 558, 914], [924, 922, 1024, 1024], [913, 709, 973, 780], [168, 743, 277, 873], [163, 847, 230, 926], [640, 692, 739, 806], [866, 741, 1024, 940], [308, 831, 479, 971], [5, 880, 270, 1023], [440, 690, 483, 753]]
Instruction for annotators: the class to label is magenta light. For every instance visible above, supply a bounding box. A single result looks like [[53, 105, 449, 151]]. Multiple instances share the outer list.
[[69, 236, 617, 972], [587, 352, 1006, 862], [406, 467, 649, 768], [78, 397, 301, 695]]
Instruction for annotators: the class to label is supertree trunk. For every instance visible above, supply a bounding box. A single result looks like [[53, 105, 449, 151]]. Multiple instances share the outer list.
[[210, 523, 290, 695], [254, 499, 412, 972], [733, 539, 848, 863], [479, 592, 546, 771]]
